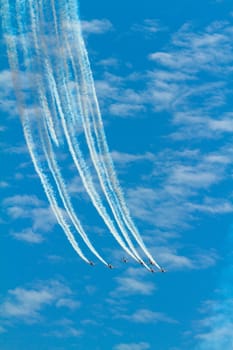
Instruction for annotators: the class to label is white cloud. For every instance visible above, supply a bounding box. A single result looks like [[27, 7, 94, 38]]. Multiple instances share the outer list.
[[97, 58, 119, 67], [131, 18, 167, 39], [123, 140, 233, 236], [110, 266, 156, 297], [3, 195, 44, 208], [44, 318, 83, 338], [112, 276, 155, 296], [149, 52, 175, 66], [81, 19, 113, 35], [56, 298, 80, 310], [11, 229, 44, 244], [114, 342, 150, 350], [0, 70, 17, 117], [3, 194, 57, 233], [132, 19, 165, 34], [2, 144, 28, 155], [152, 246, 218, 271], [120, 308, 177, 324], [0, 325, 6, 334], [47, 326, 82, 338], [0, 181, 9, 188], [96, 23, 233, 122], [172, 112, 233, 140], [95, 21, 233, 128], [0, 280, 78, 326], [0, 288, 53, 320], [0, 70, 38, 118], [0, 126, 6, 132], [109, 102, 145, 116], [187, 199, 233, 214], [111, 151, 154, 166], [154, 247, 194, 270], [194, 298, 233, 349], [169, 165, 220, 188]]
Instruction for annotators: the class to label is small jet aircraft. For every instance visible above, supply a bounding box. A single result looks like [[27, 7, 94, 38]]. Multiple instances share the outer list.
[[150, 268, 155, 273], [160, 268, 166, 273], [138, 260, 144, 266], [149, 259, 156, 266], [121, 257, 128, 263], [89, 261, 95, 266], [108, 264, 114, 269]]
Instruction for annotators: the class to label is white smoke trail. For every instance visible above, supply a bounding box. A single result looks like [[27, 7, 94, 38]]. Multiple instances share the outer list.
[[45, 66, 142, 263], [25, 0, 109, 265], [26, 0, 59, 147], [60, 0, 158, 268], [2, 0, 159, 269], [40, 0, 147, 264], [68, 0, 160, 269], [38, 114, 109, 265], [2, 0, 90, 264], [63, 47, 149, 267], [27, 0, 138, 265], [22, 113, 90, 264]]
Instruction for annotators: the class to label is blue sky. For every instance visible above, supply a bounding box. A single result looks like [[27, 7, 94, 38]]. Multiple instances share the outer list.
[[1, 0, 233, 349]]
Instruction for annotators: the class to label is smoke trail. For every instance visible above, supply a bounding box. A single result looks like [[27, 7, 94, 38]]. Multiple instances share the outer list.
[[2, 0, 159, 269], [23, 112, 90, 264], [40, 57, 139, 263], [27, 0, 110, 265], [2, 0, 90, 264], [53, 0, 151, 268], [61, 0, 159, 268], [26, 0, 59, 147], [40, 0, 147, 265]]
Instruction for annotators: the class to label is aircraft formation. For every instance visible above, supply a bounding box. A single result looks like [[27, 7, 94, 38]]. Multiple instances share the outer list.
[[89, 257, 167, 273], [2, 0, 164, 273]]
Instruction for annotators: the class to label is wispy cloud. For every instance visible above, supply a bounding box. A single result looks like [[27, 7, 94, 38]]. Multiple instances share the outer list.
[[114, 342, 150, 350], [0, 325, 6, 334], [45, 319, 83, 338], [3, 194, 57, 234], [56, 298, 80, 310], [95, 19, 233, 133], [111, 151, 155, 167], [112, 276, 155, 296], [125, 143, 233, 228], [81, 19, 113, 35], [46, 326, 82, 338], [0, 70, 17, 117], [119, 308, 177, 324], [97, 57, 120, 68], [0, 181, 9, 188], [11, 229, 44, 244], [152, 246, 218, 271], [0, 280, 79, 327], [0, 125, 6, 132], [193, 225, 233, 349], [110, 267, 156, 297], [193, 298, 233, 349], [131, 19, 166, 34]]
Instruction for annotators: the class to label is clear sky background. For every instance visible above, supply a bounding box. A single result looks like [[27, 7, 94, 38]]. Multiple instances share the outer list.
[[1, 0, 233, 349]]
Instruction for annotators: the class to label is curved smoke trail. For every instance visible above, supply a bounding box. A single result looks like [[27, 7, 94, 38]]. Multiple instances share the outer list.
[[51, 0, 150, 268], [35, 0, 145, 265], [26, 0, 109, 265], [62, 0, 160, 269], [1, 0, 90, 264], [1, 0, 160, 269]]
